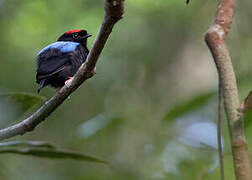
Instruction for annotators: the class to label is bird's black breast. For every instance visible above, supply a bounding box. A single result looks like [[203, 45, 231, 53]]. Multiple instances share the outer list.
[[36, 42, 88, 92]]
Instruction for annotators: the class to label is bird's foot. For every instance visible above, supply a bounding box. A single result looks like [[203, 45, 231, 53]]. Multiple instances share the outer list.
[[65, 77, 73, 85]]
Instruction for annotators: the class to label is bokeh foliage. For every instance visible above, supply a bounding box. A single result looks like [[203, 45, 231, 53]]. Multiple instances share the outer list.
[[0, 0, 252, 179]]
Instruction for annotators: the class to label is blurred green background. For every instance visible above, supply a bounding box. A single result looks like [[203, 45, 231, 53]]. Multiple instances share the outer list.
[[0, 0, 252, 179]]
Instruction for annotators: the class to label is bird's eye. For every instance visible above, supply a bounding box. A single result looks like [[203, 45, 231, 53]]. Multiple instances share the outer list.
[[73, 33, 79, 38]]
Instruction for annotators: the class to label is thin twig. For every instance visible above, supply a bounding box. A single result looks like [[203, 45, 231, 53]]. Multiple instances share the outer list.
[[205, 0, 251, 179], [217, 79, 224, 180], [0, 0, 125, 141], [239, 90, 252, 113]]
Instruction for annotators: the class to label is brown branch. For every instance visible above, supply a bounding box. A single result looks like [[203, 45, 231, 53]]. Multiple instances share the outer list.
[[205, 0, 251, 179], [0, 0, 125, 141], [239, 91, 252, 113], [217, 78, 224, 180]]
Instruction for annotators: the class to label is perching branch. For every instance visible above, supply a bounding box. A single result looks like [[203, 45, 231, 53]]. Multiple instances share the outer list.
[[0, 0, 125, 141], [205, 0, 251, 179]]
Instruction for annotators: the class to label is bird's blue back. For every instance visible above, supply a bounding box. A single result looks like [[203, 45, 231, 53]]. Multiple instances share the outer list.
[[38, 41, 80, 56]]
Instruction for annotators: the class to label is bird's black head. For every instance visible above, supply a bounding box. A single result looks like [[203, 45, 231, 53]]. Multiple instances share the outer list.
[[57, 29, 92, 45]]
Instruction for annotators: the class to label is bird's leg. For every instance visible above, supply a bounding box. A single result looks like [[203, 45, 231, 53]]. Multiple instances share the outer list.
[[64, 67, 96, 85], [55, 77, 72, 93], [65, 77, 73, 85]]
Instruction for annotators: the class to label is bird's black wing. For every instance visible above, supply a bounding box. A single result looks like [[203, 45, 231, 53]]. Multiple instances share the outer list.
[[36, 49, 70, 81], [36, 42, 88, 92], [36, 41, 81, 81]]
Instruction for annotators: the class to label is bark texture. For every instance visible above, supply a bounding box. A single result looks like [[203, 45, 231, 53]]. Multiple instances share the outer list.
[[205, 0, 251, 179]]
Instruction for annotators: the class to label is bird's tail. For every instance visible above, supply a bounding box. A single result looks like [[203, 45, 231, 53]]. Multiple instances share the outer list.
[[37, 79, 46, 93]]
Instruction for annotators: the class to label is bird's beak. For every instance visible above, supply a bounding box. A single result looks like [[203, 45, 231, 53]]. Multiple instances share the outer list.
[[83, 34, 92, 39]]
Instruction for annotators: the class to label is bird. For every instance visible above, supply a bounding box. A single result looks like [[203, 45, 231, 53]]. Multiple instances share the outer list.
[[36, 29, 92, 93]]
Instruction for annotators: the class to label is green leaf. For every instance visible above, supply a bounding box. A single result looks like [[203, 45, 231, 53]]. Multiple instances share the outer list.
[[244, 110, 252, 128], [164, 92, 214, 122], [0, 92, 45, 114], [0, 141, 55, 149], [0, 148, 107, 164]]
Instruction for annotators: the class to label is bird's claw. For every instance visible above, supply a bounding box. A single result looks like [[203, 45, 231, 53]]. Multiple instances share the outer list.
[[65, 77, 73, 85]]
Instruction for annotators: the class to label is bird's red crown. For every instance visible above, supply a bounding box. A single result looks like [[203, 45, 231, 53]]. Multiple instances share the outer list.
[[65, 29, 82, 34]]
